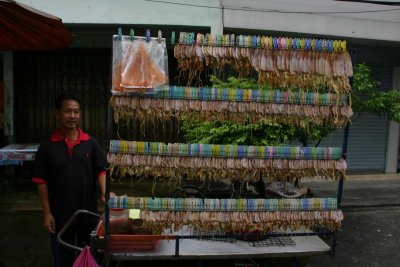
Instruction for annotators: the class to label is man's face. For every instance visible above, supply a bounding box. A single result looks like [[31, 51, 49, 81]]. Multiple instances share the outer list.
[[56, 100, 80, 130]]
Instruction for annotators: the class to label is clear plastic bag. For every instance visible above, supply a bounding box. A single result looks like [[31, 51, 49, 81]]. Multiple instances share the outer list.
[[112, 35, 169, 91]]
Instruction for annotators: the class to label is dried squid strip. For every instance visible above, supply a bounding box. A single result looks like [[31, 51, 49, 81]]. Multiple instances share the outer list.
[[140, 210, 344, 233], [110, 96, 353, 127], [258, 72, 351, 93], [174, 44, 353, 88], [108, 154, 346, 181]]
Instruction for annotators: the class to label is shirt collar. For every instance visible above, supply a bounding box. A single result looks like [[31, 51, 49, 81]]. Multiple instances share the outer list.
[[51, 128, 90, 142]]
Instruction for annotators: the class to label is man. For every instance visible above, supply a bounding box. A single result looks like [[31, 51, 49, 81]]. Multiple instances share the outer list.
[[32, 93, 109, 267]]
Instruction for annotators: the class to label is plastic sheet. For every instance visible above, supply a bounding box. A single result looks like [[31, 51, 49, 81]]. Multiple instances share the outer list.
[[112, 35, 169, 92]]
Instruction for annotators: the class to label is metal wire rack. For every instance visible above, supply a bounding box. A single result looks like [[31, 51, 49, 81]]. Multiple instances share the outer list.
[[248, 236, 295, 247], [192, 230, 237, 243]]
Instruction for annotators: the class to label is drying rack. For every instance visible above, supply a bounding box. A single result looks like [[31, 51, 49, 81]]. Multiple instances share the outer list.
[[97, 30, 352, 266]]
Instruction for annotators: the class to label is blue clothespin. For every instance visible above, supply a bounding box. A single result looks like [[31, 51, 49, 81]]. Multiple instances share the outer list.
[[171, 31, 175, 45], [190, 32, 195, 45], [273, 37, 277, 50], [146, 29, 150, 42], [130, 29, 134, 41], [252, 36, 257, 48], [117, 27, 122, 40]]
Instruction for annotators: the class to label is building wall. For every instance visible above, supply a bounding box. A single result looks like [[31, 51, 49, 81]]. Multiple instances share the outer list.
[[17, 0, 400, 42], [222, 0, 400, 42], [17, 0, 223, 33], [9, 0, 400, 173]]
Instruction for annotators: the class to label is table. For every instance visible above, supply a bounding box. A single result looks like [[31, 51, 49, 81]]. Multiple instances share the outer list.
[[0, 144, 38, 165], [104, 225, 332, 267], [108, 235, 331, 266], [0, 144, 39, 196]]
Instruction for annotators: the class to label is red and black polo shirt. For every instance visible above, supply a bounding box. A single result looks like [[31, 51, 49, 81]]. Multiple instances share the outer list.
[[32, 128, 107, 230]]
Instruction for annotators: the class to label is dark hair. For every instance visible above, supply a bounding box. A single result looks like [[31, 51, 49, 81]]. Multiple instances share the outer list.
[[54, 93, 81, 111]]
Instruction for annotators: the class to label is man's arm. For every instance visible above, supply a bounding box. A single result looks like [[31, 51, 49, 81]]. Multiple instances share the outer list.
[[98, 172, 116, 203], [37, 184, 55, 233]]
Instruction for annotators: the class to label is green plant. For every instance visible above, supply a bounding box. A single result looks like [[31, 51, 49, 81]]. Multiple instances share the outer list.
[[352, 63, 400, 122], [181, 64, 400, 146]]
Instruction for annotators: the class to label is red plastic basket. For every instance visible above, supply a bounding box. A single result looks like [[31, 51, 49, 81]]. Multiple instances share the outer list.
[[95, 220, 161, 252]]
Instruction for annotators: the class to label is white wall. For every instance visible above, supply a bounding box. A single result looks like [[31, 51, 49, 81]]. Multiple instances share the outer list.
[[18, 0, 400, 42], [222, 0, 400, 42], [18, 0, 223, 33]]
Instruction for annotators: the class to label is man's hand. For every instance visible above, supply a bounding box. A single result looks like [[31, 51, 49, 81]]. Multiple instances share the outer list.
[[43, 213, 55, 234], [101, 192, 117, 203]]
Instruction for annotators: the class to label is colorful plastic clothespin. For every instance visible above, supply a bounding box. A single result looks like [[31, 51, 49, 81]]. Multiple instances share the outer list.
[[282, 37, 288, 49], [216, 34, 221, 46], [300, 38, 305, 51], [230, 34, 235, 46], [146, 29, 150, 42], [247, 35, 252, 47], [158, 30, 162, 43], [272, 37, 277, 50], [341, 40, 346, 52], [171, 31, 175, 45], [260, 36, 266, 48], [196, 33, 201, 45], [179, 32, 184, 44], [130, 29, 134, 41], [311, 39, 316, 51], [117, 27, 122, 40], [252, 35, 257, 48], [321, 39, 326, 51]]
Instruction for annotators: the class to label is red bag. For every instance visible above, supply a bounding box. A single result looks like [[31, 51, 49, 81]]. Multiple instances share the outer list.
[[72, 246, 100, 267]]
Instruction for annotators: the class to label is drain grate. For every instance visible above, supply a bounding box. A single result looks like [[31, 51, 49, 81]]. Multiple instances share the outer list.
[[248, 236, 295, 247], [192, 230, 237, 243]]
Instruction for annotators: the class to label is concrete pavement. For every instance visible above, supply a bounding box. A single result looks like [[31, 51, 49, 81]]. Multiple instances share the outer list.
[[0, 174, 399, 267]]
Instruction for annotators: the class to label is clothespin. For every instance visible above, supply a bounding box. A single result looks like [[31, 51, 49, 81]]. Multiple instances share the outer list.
[[341, 40, 346, 52], [146, 29, 150, 42], [252, 36, 257, 48], [171, 31, 175, 45], [216, 35, 221, 46], [130, 29, 134, 41], [322, 39, 326, 51], [212, 34, 216, 46], [158, 30, 162, 43], [196, 33, 201, 45], [189, 32, 195, 45], [273, 37, 277, 50], [179, 32, 183, 44], [117, 27, 122, 40]]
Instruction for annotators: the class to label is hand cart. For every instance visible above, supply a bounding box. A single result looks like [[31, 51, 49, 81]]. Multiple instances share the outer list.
[[58, 209, 336, 267]]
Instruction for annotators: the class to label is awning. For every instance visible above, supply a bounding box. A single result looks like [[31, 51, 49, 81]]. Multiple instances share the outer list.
[[0, 0, 73, 51]]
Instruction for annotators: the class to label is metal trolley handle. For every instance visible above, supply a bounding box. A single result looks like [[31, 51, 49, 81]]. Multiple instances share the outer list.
[[57, 209, 101, 252]]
